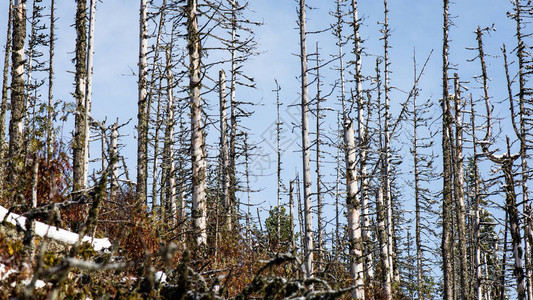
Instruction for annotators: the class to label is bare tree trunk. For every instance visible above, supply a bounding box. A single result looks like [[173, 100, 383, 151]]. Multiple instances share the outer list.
[[275, 80, 282, 243], [219, 69, 230, 229], [351, 0, 373, 281], [46, 0, 55, 161], [377, 188, 392, 300], [0, 1, 12, 192], [72, 0, 88, 191], [344, 114, 364, 298], [187, 0, 207, 245], [314, 43, 323, 271], [298, 0, 313, 279], [110, 123, 119, 199], [163, 47, 176, 224], [228, 0, 238, 221], [477, 28, 525, 298], [8, 0, 26, 185], [441, 1, 454, 298], [289, 179, 295, 250], [512, 3, 533, 297], [453, 73, 469, 300], [83, 0, 96, 187], [136, 0, 149, 206], [382, 0, 396, 284], [469, 96, 482, 300]]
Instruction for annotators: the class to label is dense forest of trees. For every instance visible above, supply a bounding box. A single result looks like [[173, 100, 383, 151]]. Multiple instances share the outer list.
[[0, 0, 532, 299]]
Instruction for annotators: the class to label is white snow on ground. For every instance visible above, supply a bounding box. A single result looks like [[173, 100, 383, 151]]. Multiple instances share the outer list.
[[0, 205, 111, 251], [154, 271, 167, 283], [0, 263, 16, 281]]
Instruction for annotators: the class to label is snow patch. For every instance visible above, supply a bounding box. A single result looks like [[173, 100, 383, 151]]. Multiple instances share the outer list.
[[154, 271, 167, 283], [0, 205, 111, 251]]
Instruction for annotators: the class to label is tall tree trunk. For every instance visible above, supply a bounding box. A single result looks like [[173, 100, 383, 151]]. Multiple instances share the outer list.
[[275, 80, 282, 243], [46, 0, 55, 161], [441, 0, 454, 298], [219, 69, 230, 229], [469, 96, 482, 300], [477, 29, 525, 300], [83, 0, 96, 187], [8, 0, 27, 184], [382, 0, 396, 284], [72, 0, 88, 191], [228, 0, 238, 222], [314, 43, 323, 271], [351, 0, 373, 280], [377, 187, 392, 299], [163, 47, 176, 224], [136, 0, 149, 206], [513, 2, 533, 297], [0, 1, 13, 192], [187, 0, 207, 245], [298, 0, 313, 279], [453, 73, 469, 300]]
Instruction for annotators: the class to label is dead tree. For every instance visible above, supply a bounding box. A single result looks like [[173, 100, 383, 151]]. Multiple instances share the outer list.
[[72, 0, 88, 191], [351, 0, 373, 281], [477, 28, 526, 300], [298, 0, 313, 279], [136, 0, 149, 206], [441, 0, 454, 298], [187, 0, 207, 245], [0, 1, 12, 191], [219, 69, 231, 229], [8, 0, 27, 184], [453, 73, 469, 300]]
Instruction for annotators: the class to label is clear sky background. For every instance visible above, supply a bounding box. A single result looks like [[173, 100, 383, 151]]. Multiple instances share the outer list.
[[0, 0, 522, 270]]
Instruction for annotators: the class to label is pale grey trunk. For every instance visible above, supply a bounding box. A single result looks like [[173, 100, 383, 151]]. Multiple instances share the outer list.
[[453, 74, 469, 300], [0, 1, 12, 191], [46, 0, 55, 160], [219, 69, 231, 229], [275, 81, 282, 242], [377, 188, 392, 299], [188, 0, 207, 245], [83, 0, 96, 187], [513, 3, 533, 297], [344, 118, 365, 298], [228, 0, 238, 217], [412, 76, 423, 299], [352, 0, 373, 281], [110, 123, 119, 199], [299, 0, 313, 279], [314, 43, 323, 270], [469, 97, 482, 300], [478, 27, 525, 299], [8, 0, 26, 183], [163, 48, 176, 222], [382, 0, 395, 284], [136, 0, 149, 205]]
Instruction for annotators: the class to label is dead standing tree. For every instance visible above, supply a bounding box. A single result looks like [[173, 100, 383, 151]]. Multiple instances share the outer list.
[[298, 0, 313, 280], [8, 0, 27, 184], [476, 28, 526, 300]]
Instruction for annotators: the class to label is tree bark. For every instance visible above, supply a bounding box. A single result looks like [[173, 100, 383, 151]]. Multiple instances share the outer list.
[[163, 47, 176, 224], [136, 0, 149, 206], [298, 0, 313, 279], [0, 1, 12, 192], [351, 0, 373, 281], [441, 1, 454, 298], [72, 0, 88, 191], [8, 0, 26, 184], [453, 73, 469, 300], [187, 0, 207, 245], [219, 69, 230, 229]]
